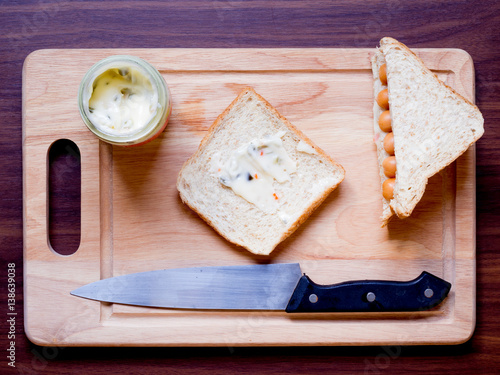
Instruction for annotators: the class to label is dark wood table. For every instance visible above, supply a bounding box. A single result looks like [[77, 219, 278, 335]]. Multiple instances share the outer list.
[[2, 1, 499, 373]]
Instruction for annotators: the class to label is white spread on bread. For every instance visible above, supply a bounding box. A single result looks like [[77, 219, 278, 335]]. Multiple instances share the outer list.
[[297, 140, 318, 155], [278, 211, 290, 224], [219, 131, 297, 214], [177, 87, 345, 255]]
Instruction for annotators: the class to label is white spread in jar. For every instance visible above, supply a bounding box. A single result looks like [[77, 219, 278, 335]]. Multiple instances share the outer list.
[[86, 67, 159, 136], [219, 131, 297, 213]]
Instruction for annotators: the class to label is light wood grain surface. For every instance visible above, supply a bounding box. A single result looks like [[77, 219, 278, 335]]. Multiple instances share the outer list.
[[23, 48, 475, 346]]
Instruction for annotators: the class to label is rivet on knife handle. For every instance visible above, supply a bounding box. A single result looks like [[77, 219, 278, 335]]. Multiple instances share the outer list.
[[285, 271, 452, 313]]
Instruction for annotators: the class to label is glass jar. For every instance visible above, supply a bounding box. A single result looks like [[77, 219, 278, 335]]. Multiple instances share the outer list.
[[78, 55, 171, 146]]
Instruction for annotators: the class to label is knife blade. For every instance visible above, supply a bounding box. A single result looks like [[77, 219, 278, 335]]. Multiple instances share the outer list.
[[70, 263, 451, 312]]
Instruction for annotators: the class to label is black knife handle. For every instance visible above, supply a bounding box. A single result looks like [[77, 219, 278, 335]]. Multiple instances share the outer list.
[[285, 271, 451, 313]]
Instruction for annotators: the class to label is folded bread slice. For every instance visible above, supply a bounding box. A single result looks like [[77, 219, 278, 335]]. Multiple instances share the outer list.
[[177, 87, 345, 255], [372, 37, 484, 226]]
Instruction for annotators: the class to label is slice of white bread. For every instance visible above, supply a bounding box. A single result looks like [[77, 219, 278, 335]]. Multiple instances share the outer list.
[[177, 87, 345, 255], [372, 37, 484, 226]]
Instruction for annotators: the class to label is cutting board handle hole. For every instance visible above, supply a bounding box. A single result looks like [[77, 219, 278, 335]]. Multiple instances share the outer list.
[[48, 139, 81, 256]]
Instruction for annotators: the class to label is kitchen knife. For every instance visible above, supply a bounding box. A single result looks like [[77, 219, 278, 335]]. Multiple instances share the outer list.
[[71, 263, 451, 312]]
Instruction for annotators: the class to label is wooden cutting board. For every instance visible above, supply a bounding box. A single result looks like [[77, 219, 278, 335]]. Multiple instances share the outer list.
[[23, 48, 476, 346]]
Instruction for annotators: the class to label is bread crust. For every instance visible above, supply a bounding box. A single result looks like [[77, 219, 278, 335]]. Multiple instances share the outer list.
[[177, 87, 345, 255]]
